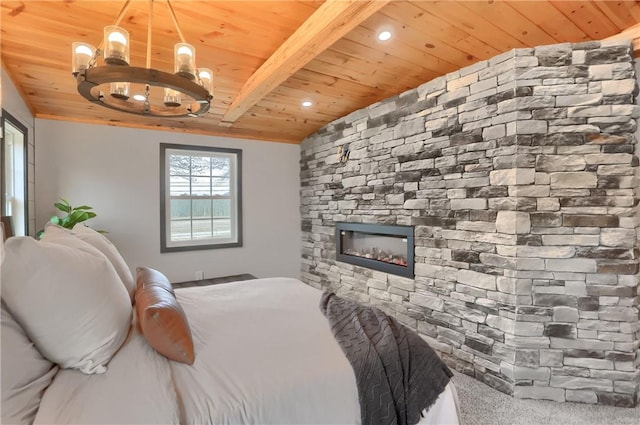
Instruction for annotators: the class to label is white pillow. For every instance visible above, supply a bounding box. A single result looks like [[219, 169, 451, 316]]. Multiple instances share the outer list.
[[1, 301, 59, 424], [44, 223, 135, 300], [1, 236, 132, 374]]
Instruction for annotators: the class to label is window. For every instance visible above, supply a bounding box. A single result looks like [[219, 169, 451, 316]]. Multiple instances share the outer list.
[[160, 143, 242, 252], [1, 110, 29, 236]]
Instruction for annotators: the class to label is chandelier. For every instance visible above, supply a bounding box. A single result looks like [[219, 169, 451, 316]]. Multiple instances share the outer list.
[[71, 0, 212, 118]]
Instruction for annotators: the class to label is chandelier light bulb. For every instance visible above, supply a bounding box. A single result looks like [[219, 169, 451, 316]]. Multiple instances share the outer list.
[[108, 31, 127, 45], [164, 88, 182, 107], [198, 68, 213, 94], [110, 82, 130, 100], [75, 44, 93, 57], [177, 45, 193, 57], [71, 42, 95, 75], [108, 33, 126, 56], [104, 26, 129, 65], [175, 43, 196, 80]]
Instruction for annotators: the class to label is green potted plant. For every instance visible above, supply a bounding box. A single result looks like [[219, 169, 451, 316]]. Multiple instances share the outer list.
[[36, 198, 102, 239]]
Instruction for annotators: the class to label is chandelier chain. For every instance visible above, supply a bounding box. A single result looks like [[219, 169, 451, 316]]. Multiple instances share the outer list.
[[144, 84, 151, 114]]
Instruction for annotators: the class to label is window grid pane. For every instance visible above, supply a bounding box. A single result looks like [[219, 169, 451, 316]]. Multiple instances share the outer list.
[[192, 219, 213, 240], [171, 220, 192, 241]]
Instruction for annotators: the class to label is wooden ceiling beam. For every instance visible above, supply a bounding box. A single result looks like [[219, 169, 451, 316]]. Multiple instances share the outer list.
[[219, 0, 389, 126]]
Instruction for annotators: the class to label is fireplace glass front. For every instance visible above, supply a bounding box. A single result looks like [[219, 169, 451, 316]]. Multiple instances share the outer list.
[[336, 222, 414, 278]]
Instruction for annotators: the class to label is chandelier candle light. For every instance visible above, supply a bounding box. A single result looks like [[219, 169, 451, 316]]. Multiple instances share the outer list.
[[71, 0, 213, 117]]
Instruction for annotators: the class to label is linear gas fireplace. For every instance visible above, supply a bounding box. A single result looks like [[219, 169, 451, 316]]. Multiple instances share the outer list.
[[336, 222, 414, 278]]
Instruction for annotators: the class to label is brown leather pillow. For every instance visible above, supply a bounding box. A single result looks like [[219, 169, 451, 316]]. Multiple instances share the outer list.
[[136, 266, 175, 294], [135, 267, 194, 365]]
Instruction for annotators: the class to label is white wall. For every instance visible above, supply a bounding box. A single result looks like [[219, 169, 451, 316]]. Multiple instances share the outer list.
[[1, 67, 36, 236], [35, 119, 301, 282]]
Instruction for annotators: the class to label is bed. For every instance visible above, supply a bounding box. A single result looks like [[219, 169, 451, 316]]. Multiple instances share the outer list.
[[1, 224, 459, 425]]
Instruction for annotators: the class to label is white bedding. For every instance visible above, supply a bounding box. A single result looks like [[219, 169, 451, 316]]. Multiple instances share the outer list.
[[171, 278, 361, 424], [33, 277, 459, 424], [34, 324, 181, 424]]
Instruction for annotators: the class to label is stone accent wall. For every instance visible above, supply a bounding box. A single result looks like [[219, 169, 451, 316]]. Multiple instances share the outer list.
[[300, 40, 640, 407]]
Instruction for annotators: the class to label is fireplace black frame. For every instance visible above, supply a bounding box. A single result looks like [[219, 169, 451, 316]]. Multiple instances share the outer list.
[[335, 222, 414, 278]]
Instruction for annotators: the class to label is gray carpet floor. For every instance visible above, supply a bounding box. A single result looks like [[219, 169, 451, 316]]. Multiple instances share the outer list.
[[451, 372, 640, 425]]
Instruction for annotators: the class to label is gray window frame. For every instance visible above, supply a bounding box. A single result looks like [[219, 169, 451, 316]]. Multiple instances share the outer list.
[[160, 143, 243, 253], [1, 109, 29, 236]]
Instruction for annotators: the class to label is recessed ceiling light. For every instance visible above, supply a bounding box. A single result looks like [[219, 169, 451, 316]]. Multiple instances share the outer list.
[[378, 30, 392, 41], [133, 94, 146, 101], [301, 100, 313, 107]]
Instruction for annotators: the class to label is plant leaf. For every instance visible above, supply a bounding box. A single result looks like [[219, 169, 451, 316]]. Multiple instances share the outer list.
[[69, 210, 88, 223], [86, 212, 97, 219], [74, 205, 93, 211], [50, 216, 60, 225], [54, 202, 71, 213]]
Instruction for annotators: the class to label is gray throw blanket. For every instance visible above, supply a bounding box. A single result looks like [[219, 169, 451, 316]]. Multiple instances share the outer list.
[[320, 292, 453, 425]]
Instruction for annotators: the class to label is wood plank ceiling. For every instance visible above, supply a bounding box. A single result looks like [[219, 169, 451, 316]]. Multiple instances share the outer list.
[[1, 1, 639, 144]]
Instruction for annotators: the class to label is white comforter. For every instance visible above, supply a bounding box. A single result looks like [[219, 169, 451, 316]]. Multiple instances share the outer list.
[[34, 323, 180, 424], [34, 278, 459, 424]]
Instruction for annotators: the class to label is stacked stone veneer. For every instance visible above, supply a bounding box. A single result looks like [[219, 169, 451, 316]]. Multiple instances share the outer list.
[[300, 40, 640, 407]]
